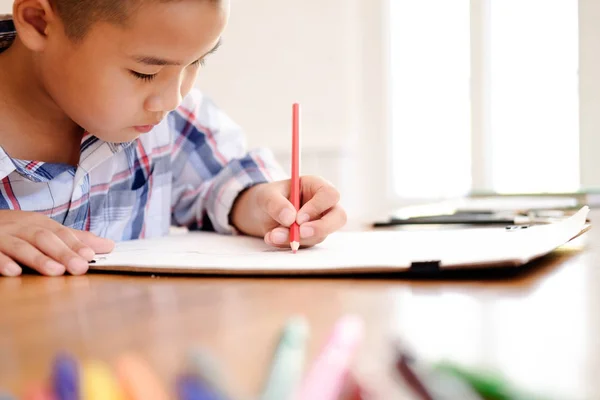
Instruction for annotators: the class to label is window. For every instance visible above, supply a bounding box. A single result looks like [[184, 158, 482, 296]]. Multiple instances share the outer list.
[[489, 0, 579, 193], [390, 0, 580, 199], [390, 0, 472, 198]]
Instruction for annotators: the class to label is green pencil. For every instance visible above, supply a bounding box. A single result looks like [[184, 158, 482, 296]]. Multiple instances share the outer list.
[[260, 316, 310, 400], [434, 361, 554, 400]]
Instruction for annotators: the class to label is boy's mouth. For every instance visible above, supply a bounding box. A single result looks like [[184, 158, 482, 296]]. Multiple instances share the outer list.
[[133, 124, 156, 133]]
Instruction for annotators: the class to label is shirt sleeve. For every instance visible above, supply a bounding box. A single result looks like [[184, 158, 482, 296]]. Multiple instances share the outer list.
[[168, 88, 287, 234]]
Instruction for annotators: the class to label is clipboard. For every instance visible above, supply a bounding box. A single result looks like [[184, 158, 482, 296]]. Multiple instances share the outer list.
[[90, 206, 591, 275], [373, 196, 585, 227]]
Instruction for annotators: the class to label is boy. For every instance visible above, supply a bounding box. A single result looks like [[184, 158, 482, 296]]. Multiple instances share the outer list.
[[0, 0, 346, 277]]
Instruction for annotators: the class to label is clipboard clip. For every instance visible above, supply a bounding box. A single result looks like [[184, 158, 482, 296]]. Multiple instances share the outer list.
[[505, 225, 531, 231]]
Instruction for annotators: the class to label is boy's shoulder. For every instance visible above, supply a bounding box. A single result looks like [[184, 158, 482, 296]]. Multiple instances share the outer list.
[[170, 87, 229, 134], [177, 87, 205, 112]]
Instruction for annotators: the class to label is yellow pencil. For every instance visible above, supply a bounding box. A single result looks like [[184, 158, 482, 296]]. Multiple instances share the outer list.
[[82, 360, 125, 400]]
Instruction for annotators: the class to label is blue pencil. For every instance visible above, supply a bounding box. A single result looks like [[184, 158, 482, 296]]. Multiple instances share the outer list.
[[185, 348, 232, 400], [52, 352, 80, 400], [176, 374, 222, 400]]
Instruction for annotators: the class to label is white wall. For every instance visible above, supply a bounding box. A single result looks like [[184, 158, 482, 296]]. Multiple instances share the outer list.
[[0, 0, 10, 13], [579, 0, 600, 189], [198, 0, 362, 152]]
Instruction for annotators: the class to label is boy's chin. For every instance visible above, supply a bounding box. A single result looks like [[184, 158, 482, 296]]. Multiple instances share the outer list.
[[91, 127, 146, 144]]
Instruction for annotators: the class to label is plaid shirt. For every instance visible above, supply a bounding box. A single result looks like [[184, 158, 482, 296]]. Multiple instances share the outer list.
[[0, 16, 286, 241]]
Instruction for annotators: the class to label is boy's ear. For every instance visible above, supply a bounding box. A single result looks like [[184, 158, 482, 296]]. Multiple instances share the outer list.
[[12, 0, 58, 52]]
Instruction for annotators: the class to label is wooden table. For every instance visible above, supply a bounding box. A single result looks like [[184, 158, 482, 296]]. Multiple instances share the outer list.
[[1, 213, 599, 399]]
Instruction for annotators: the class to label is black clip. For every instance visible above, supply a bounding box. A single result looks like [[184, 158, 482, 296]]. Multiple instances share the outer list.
[[505, 225, 530, 231], [410, 260, 441, 273]]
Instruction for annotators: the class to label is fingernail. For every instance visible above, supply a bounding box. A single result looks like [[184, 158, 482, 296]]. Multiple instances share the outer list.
[[68, 258, 89, 275], [2, 262, 21, 277], [297, 213, 310, 224], [300, 226, 314, 238], [44, 260, 65, 276], [271, 229, 288, 244], [78, 247, 95, 261], [279, 208, 295, 226], [264, 232, 272, 245]]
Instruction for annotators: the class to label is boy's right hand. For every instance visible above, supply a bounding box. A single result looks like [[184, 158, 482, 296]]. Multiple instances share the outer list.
[[0, 211, 115, 277]]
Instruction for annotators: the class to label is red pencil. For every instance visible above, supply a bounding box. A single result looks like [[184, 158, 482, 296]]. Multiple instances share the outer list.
[[290, 103, 301, 253]]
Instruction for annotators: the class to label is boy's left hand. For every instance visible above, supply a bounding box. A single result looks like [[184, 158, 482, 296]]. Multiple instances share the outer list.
[[231, 176, 346, 248]]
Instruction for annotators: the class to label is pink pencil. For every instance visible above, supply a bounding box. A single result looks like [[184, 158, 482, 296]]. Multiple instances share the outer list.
[[290, 103, 301, 253], [294, 315, 364, 400]]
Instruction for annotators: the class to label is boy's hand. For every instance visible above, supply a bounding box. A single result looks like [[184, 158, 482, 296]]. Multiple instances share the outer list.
[[0, 211, 115, 277], [231, 176, 346, 248]]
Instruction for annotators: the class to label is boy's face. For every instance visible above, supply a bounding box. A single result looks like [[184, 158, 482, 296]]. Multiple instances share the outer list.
[[40, 0, 228, 143]]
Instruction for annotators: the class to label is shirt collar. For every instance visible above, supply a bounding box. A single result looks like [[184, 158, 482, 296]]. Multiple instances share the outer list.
[[0, 133, 135, 183], [0, 15, 15, 55]]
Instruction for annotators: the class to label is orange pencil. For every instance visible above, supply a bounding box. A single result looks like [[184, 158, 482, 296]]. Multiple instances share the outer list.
[[290, 103, 301, 253]]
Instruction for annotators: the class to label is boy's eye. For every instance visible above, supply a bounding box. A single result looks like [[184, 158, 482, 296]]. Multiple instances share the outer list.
[[130, 70, 157, 82], [191, 59, 206, 68]]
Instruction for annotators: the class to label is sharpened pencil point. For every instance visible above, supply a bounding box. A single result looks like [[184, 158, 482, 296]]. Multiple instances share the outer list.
[[291, 242, 300, 253]]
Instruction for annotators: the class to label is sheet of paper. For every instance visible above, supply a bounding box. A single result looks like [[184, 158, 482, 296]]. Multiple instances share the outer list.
[[90, 206, 590, 274]]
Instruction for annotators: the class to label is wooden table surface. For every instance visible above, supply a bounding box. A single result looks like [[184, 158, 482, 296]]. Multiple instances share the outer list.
[[1, 212, 599, 399]]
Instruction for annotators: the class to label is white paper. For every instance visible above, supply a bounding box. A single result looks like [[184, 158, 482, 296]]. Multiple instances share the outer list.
[[90, 206, 590, 274]]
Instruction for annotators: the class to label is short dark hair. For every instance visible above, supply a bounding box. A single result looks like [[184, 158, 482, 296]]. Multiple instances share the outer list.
[[52, 0, 218, 40]]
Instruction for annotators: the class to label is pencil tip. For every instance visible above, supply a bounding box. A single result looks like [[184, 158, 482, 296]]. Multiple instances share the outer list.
[[291, 241, 300, 253]]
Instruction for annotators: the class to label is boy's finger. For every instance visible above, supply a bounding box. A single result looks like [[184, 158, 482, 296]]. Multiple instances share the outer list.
[[0, 235, 65, 276], [54, 227, 96, 261], [17, 228, 88, 275], [297, 184, 340, 224], [70, 230, 115, 254], [0, 252, 22, 277], [264, 227, 290, 247], [258, 188, 296, 227], [298, 205, 347, 247]]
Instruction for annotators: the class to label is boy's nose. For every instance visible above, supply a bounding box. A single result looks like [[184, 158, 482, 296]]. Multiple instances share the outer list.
[[145, 87, 183, 114], [161, 88, 183, 113]]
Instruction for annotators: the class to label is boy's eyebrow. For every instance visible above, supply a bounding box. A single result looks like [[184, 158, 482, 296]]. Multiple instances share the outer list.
[[133, 39, 222, 66]]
